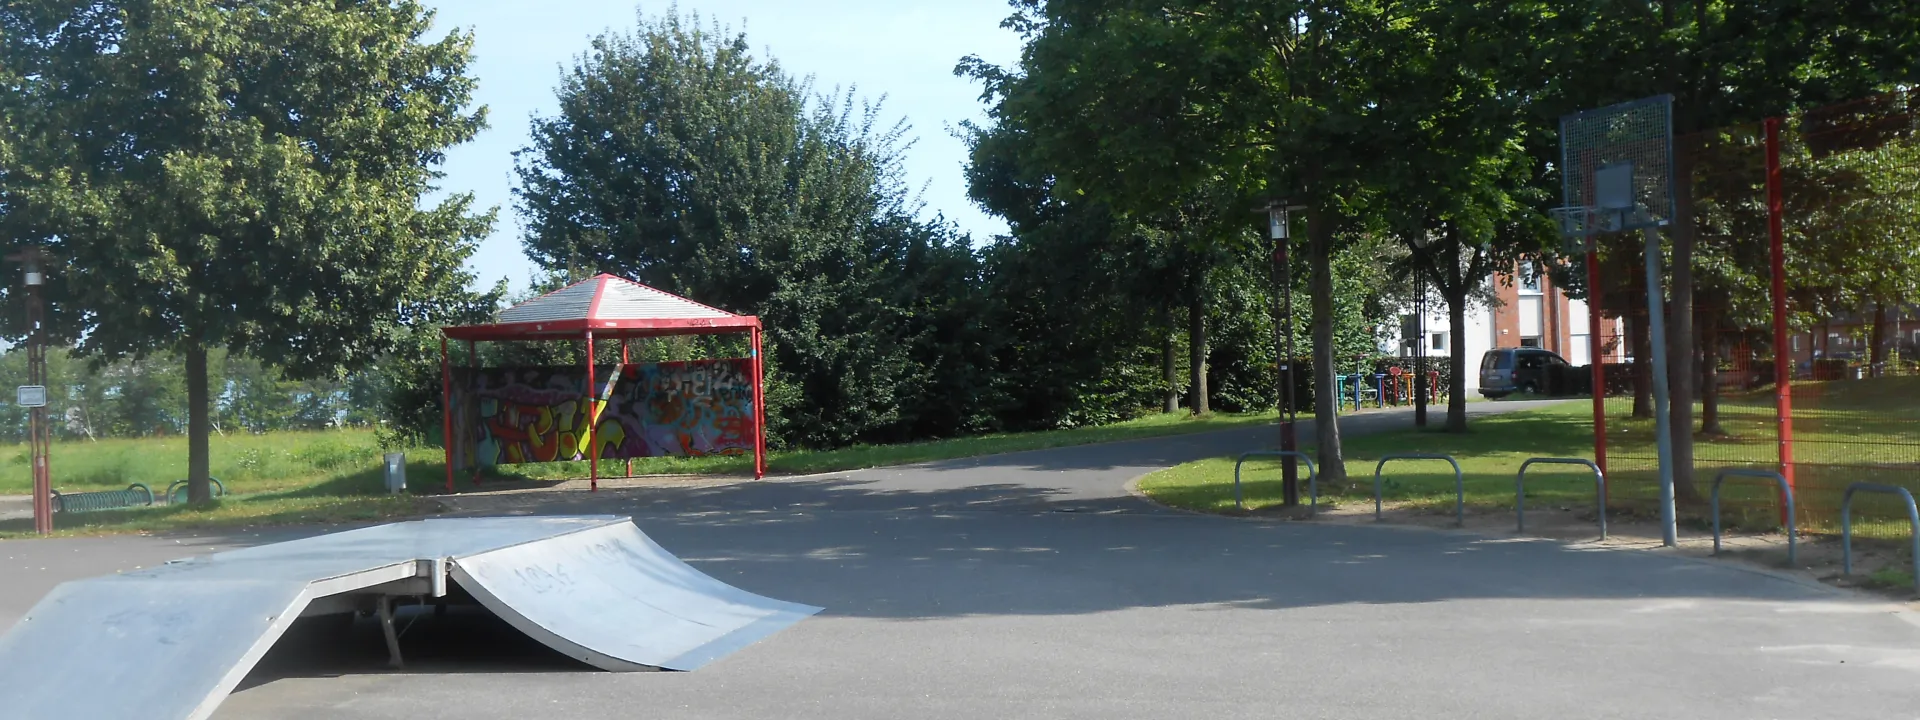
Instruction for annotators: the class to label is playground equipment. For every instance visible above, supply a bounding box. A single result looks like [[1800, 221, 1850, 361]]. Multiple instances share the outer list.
[[0, 516, 819, 720]]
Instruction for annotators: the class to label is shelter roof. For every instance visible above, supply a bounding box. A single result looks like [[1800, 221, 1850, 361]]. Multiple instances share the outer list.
[[441, 274, 759, 341]]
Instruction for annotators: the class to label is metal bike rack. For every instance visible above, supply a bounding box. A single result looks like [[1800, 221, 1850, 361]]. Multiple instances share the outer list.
[[1710, 469, 1796, 565], [1841, 482, 1920, 592], [1515, 457, 1607, 540], [165, 477, 226, 504], [1372, 453, 1464, 526], [1233, 451, 1318, 514]]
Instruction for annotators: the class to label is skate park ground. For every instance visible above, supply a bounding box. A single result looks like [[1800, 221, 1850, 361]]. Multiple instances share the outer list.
[[4, 401, 1919, 719]]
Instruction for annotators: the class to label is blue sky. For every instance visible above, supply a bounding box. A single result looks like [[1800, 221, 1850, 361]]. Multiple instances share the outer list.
[[422, 1, 1025, 293]]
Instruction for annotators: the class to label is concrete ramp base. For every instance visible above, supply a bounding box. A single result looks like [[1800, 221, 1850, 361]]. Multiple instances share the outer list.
[[0, 516, 819, 720]]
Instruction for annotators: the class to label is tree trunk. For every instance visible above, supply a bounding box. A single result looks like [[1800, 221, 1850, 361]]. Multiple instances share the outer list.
[[1307, 209, 1346, 484], [1870, 303, 1889, 373], [1162, 305, 1179, 413], [1668, 153, 1698, 499], [186, 342, 213, 504], [1632, 315, 1652, 418], [1445, 284, 1470, 432], [1699, 312, 1726, 437], [1188, 271, 1210, 416]]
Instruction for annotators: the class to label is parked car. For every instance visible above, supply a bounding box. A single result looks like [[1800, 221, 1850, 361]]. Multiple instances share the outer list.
[[1479, 347, 1572, 398]]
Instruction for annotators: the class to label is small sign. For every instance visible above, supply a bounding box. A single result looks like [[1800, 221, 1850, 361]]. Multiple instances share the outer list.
[[15, 385, 46, 408]]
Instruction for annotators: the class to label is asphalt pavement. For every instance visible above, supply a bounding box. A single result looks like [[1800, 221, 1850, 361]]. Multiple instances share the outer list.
[[4, 401, 1919, 719]]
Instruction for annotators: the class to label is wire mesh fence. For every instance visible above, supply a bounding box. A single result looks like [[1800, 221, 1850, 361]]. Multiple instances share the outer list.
[[1589, 90, 1920, 531]]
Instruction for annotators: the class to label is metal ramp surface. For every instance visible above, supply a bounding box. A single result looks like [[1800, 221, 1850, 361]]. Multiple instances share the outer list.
[[0, 516, 819, 720]]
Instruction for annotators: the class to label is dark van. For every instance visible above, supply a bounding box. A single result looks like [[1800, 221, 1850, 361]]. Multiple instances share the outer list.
[[1478, 347, 1572, 398]]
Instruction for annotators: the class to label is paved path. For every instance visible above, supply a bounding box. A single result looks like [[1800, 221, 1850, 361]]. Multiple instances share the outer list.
[[6, 402, 1920, 719]]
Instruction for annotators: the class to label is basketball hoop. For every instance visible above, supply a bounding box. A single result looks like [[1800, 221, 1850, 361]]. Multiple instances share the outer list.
[[1555, 93, 1680, 549]]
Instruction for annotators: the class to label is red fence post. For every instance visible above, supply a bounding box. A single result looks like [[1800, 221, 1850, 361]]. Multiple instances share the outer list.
[[622, 338, 632, 478], [754, 327, 766, 479], [586, 332, 598, 492], [1765, 116, 1796, 526], [441, 336, 454, 494]]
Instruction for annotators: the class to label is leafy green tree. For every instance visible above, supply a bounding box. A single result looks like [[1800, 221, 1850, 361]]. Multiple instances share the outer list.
[[515, 12, 997, 448], [0, 0, 493, 500]]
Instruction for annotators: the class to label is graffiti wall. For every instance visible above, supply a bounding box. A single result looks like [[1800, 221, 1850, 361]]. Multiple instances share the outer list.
[[450, 359, 755, 469]]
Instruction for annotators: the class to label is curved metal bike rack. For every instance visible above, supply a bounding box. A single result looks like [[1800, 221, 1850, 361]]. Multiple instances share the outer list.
[[1515, 457, 1607, 540], [1233, 451, 1318, 514], [1841, 482, 1920, 592], [1710, 469, 1796, 565], [166, 477, 226, 504], [1372, 453, 1464, 526]]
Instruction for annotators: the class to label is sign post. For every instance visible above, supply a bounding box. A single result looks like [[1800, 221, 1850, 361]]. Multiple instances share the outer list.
[[7, 246, 52, 535]]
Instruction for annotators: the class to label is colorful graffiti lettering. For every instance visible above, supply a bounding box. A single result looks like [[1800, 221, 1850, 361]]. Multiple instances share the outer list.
[[450, 359, 755, 469]]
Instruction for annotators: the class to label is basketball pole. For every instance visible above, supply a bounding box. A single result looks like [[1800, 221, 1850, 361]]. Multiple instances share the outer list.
[[1641, 225, 1679, 547]]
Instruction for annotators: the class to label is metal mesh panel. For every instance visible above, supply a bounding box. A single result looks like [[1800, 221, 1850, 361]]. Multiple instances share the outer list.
[[1782, 92, 1920, 525], [1584, 91, 1920, 529], [1559, 95, 1677, 230]]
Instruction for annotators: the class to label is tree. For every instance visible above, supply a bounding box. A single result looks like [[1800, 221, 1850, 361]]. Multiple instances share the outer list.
[[962, 1, 1393, 484], [1, 0, 493, 501], [515, 11, 996, 448]]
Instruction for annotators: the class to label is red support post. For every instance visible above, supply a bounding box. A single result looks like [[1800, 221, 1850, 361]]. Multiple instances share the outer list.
[[1766, 117, 1796, 524], [586, 332, 598, 492], [440, 336, 454, 494], [1587, 246, 1609, 497], [622, 338, 632, 478], [751, 326, 766, 479]]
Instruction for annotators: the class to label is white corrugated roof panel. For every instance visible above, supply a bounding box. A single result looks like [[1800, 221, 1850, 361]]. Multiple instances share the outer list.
[[493, 275, 741, 325], [595, 279, 735, 320], [498, 279, 599, 324]]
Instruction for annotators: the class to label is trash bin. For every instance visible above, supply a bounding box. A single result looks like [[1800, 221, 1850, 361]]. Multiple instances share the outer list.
[[383, 453, 406, 494]]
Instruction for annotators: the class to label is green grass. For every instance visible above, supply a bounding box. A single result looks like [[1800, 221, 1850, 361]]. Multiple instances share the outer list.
[[497, 410, 1282, 480], [2, 410, 1280, 537], [0, 428, 383, 496], [1141, 391, 1920, 542], [1142, 401, 1604, 516]]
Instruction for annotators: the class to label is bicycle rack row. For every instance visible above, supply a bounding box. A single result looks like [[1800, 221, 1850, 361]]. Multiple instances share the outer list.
[[1243, 451, 1917, 589], [1233, 451, 1317, 514]]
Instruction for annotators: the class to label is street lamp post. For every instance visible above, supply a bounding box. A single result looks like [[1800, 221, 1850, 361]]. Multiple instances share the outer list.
[[7, 245, 52, 535], [1259, 201, 1307, 505]]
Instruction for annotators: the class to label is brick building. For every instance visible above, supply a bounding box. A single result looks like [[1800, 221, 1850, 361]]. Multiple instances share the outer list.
[[1383, 260, 1626, 395]]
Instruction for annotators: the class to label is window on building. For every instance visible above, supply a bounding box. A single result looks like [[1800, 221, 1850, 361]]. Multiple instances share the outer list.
[[1792, 335, 1801, 351], [1519, 264, 1542, 294], [1520, 337, 1542, 348], [1431, 333, 1447, 352]]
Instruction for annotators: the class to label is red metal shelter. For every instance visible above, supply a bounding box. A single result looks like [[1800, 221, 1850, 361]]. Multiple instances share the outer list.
[[438, 274, 766, 492]]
